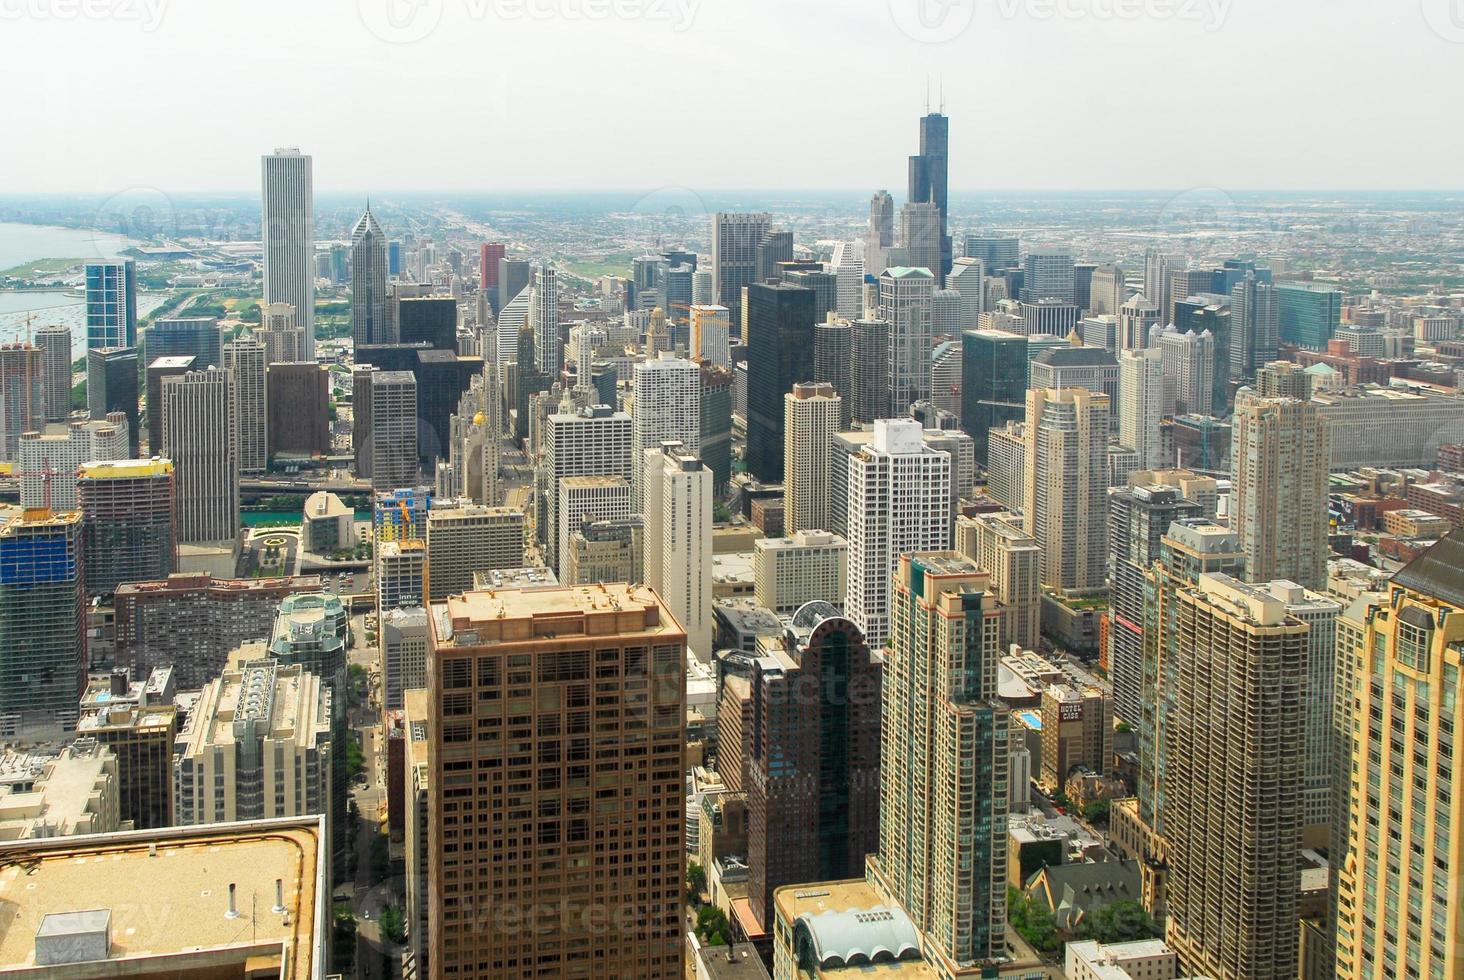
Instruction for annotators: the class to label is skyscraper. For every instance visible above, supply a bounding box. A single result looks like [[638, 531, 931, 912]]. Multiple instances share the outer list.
[[1023, 249, 1077, 303], [397, 296, 457, 351], [1158, 573, 1307, 980], [1229, 273, 1279, 380], [366, 370, 419, 493], [869, 552, 1008, 970], [542, 405, 633, 572], [256, 302, 305, 364], [162, 368, 238, 545], [643, 441, 712, 660], [964, 235, 1019, 274], [1024, 387, 1109, 591], [1335, 535, 1464, 980], [77, 459, 175, 597], [0, 344, 44, 463], [18, 415, 129, 510], [350, 205, 389, 348], [831, 241, 865, 319], [1119, 348, 1167, 471], [0, 509, 85, 736], [755, 229, 794, 284], [261, 148, 315, 353], [223, 336, 268, 474], [1277, 280, 1343, 350], [698, 363, 732, 492], [1143, 250, 1182, 328], [145, 316, 222, 369], [899, 201, 943, 279], [1158, 326, 1215, 416], [849, 317, 892, 426], [813, 320, 853, 428], [783, 382, 841, 534], [959, 328, 1027, 465], [844, 419, 951, 647], [1231, 388, 1329, 589], [745, 282, 815, 482], [1118, 293, 1162, 352], [744, 602, 881, 930], [880, 266, 936, 414], [427, 583, 685, 977], [907, 110, 951, 280], [36, 324, 71, 422], [86, 347, 139, 455], [1106, 483, 1202, 727], [85, 259, 137, 350], [948, 256, 985, 330], [266, 362, 331, 458], [712, 212, 771, 328], [864, 191, 895, 277], [530, 261, 559, 376], [690, 304, 730, 367], [424, 505, 526, 601], [631, 353, 699, 512]]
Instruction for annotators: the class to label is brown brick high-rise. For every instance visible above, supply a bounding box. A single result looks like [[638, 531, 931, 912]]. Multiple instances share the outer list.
[[427, 583, 686, 978]]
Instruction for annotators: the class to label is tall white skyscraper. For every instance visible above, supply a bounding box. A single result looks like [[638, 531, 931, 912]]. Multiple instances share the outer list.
[[931, 288, 962, 340], [643, 441, 712, 661], [543, 405, 633, 572], [831, 241, 865, 319], [530, 262, 559, 377], [879, 266, 935, 415], [947, 256, 985, 330], [162, 368, 238, 545], [689, 305, 730, 368], [691, 268, 714, 306], [631, 353, 699, 513], [261, 148, 315, 354], [1024, 387, 1109, 591], [350, 206, 388, 348], [223, 337, 268, 475], [844, 418, 951, 647], [783, 382, 841, 535], [1119, 348, 1166, 471], [368, 371, 419, 493]]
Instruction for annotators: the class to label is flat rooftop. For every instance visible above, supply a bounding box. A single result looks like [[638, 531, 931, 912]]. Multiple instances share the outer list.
[[434, 583, 683, 647], [0, 817, 324, 978]]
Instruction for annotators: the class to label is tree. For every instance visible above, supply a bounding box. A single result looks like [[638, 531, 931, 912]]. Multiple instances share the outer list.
[[1007, 886, 1060, 955], [686, 860, 707, 901], [695, 905, 729, 947], [1077, 900, 1161, 945], [379, 904, 406, 945], [1083, 799, 1112, 825]]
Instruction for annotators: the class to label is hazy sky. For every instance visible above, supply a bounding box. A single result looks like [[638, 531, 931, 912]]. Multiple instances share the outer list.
[[2, 0, 1460, 193]]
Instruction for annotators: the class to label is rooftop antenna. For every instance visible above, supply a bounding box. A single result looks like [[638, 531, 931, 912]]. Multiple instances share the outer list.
[[939, 74, 946, 113], [924, 77, 931, 114]]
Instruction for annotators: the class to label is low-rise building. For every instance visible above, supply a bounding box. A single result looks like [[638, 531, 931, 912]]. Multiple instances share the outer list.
[[301, 490, 357, 554], [752, 530, 848, 615], [1064, 939, 1177, 980]]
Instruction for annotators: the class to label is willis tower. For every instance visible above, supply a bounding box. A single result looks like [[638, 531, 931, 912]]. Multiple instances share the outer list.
[[908, 108, 951, 283]]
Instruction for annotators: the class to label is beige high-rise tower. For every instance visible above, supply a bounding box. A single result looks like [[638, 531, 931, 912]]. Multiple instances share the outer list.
[[1335, 534, 1464, 979], [223, 336, 268, 474], [427, 583, 686, 978], [1159, 573, 1307, 980], [1023, 387, 1109, 591], [1231, 387, 1330, 589], [782, 382, 840, 535]]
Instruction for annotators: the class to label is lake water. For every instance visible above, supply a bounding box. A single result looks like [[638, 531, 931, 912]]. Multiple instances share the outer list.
[[0, 221, 138, 271], [0, 221, 155, 358], [0, 290, 171, 359]]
